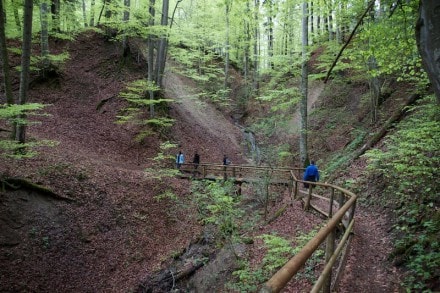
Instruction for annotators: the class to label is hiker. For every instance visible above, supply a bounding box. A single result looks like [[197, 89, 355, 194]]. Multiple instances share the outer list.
[[303, 160, 320, 188], [192, 151, 200, 177], [176, 151, 184, 169], [222, 155, 231, 180], [193, 151, 200, 169], [223, 155, 231, 165]]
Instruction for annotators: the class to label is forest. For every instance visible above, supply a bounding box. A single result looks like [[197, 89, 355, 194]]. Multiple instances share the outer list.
[[0, 0, 439, 292]]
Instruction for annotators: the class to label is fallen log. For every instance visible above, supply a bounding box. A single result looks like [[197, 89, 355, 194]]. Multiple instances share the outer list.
[[327, 93, 421, 182]]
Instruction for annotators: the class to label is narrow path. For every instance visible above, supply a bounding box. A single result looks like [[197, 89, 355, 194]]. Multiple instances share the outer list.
[[338, 206, 401, 292]]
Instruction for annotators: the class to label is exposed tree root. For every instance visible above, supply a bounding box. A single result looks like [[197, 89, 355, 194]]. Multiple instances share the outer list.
[[1, 177, 74, 202]]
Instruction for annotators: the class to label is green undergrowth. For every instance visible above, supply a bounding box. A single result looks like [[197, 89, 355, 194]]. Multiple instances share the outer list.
[[227, 229, 323, 292], [364, 95, 440, 291]]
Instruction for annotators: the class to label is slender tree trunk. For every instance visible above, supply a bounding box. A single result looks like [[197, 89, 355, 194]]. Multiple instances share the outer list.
[[40, 0, 50, 77], [97, 0, 106, 25], [309, 1, 315, 44], [90, 0, 96, 26], [0, 0, 17, 139], [16, 0, 33, 144], [155, 0, 169, 88], [328, 9, 334, 40], [147, 0, 155, 117], [265, 0, 274, 69], [368, 56, 380, 123], [253, 0, 260, 93], [11, 0, 21, 32], [243, 1, 251, 88], [82, 0, 88, 27], [224, 0, 231, 91], [122, 0, 130, 56], [51, 0, 60, 32], [299, 0, 309, 167], [0, 0, 13, 106]]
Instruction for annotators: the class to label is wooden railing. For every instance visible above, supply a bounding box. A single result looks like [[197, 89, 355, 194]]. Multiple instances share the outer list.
[[179, 163, 358, 293]]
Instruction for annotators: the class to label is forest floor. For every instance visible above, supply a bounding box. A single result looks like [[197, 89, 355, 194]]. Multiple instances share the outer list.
[[0, 31, 402, 292]]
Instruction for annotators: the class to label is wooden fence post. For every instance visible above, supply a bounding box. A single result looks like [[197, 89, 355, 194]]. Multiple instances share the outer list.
[[348, 200, 356, 224], [323, 229, 336, 292], [304, 186, 312, 210], [294, 181, 298, 200], [329, 188, 335, 218]]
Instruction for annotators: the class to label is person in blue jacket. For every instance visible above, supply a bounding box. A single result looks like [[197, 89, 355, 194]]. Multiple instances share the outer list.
[[176, 151, 184, 169], [303, 160, 319, 188]]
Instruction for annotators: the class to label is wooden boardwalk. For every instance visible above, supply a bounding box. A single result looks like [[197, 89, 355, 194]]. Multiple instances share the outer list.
[[178, 163, 302, 186], [177, 162, 359, 292]]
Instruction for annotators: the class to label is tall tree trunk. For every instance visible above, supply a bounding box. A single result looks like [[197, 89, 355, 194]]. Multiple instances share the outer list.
[[51, 0, 60, 32], [328, 9, 334, 40], [224, 0, 231, 91], [265, 0, 274, 69], [16, 0, 33, 144], [368, 56, 381, 123], [243, 1, 251, 88], [147, 0, 155, 117], [90, 0, 96, 26], [82, 0, 88, 27], [310, 1, 314, 44], [0, 0, 13, 105], [40, 0, 50, 77], [253, 0, 260, 93], [416, 0, 440, 104], [97, 0, 106, 25], [122, 0, 130, 56], [155, 0, 169, 88], [1, 0, 16, 139], [299, 0, 309, 167], [11, 0, 21, 32]]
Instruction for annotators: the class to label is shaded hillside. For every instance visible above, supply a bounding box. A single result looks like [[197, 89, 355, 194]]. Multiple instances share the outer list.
[[0, 31, 204, 292]]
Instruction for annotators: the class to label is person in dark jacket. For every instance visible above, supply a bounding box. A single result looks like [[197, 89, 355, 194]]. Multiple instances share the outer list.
[[192, 151, 200, 177], [223, 155, 231, 165], [193, 151, 200, 168], [303, 160, 320, 188]]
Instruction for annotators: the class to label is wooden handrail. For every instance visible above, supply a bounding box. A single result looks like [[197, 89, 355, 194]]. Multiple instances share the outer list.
[[260, 192, 357, 292], [177, 162, 358, 292]]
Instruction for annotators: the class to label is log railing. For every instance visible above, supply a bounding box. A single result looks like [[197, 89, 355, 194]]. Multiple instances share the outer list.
[[179, 163, 358, 292]]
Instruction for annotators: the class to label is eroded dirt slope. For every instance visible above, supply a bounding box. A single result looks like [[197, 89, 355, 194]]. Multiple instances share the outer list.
[[0, 31, 204, 292]]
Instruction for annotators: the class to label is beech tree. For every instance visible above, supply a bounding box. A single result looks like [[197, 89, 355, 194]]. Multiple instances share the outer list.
[[0, 0, 13, 107], [40, 0, 50, 77], [299, 0, 309, 166], [416, 0, 440, 103], [224, 0, 232, 90], [51, 0, 60, 32], [15, 0, 33, 144], [147, 0, 155, 117], [155, 0, 169, 88]]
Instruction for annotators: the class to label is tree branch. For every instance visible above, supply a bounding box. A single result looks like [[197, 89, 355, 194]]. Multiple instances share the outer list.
[[324, 0, 375, 83]]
